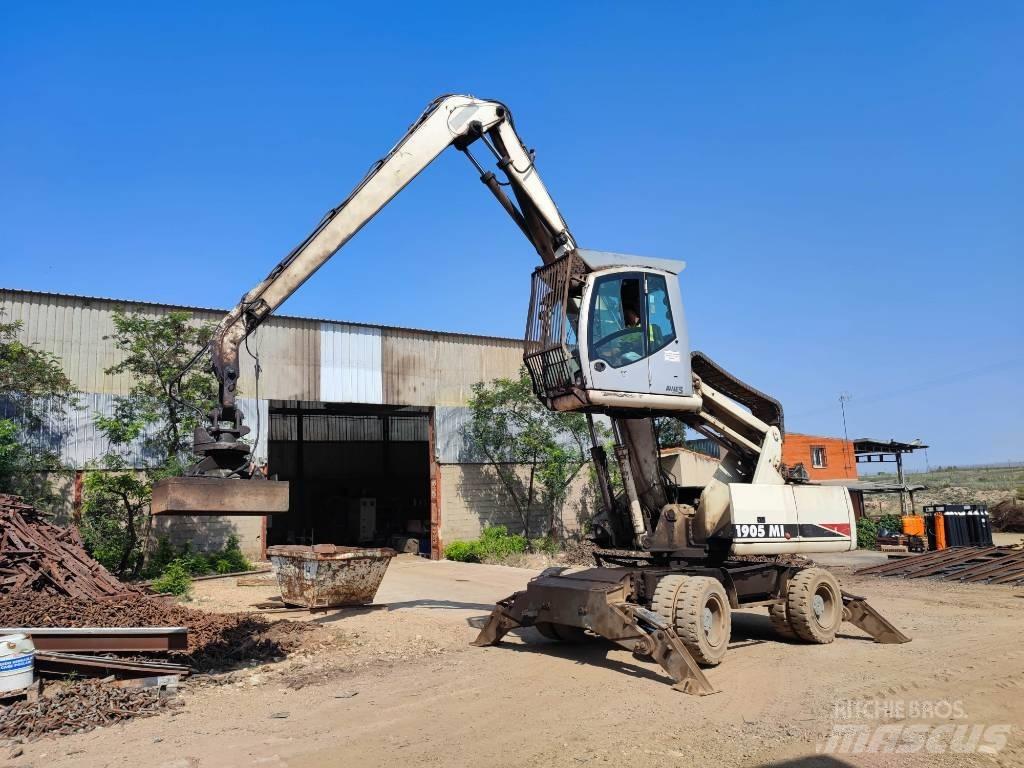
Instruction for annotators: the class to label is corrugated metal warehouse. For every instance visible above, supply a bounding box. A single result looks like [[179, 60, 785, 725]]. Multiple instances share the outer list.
[[0, 288, 595, 559]]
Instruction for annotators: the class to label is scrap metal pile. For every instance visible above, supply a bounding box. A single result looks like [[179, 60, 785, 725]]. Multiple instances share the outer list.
[[0, 680, 178, 742], [0, 493, 136, 599], [856, 545, 1024, 585], [0, 593, 307, 670], [0, 494, 313, 742]]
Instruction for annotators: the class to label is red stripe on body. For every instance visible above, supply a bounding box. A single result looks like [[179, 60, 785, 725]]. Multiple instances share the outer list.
[[820, 523, 851, 536]]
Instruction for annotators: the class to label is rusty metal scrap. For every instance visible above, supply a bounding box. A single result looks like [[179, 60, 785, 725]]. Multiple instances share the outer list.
[[0, 593, 313, 671], [33, 651, 191, 680], [0, 626, 189, 653], [856, 546, 1024, 585], [0, 679, 179, 742], [0, 494, 137, 599]]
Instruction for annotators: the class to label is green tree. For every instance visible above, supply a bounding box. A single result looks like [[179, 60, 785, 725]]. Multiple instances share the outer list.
[[94, 311, 217, 469], [79, 455, 153, 576], [80, 311, 217, 577], [467, 368, 599, 540], [0, 311, 78, 506], [655, 416, 687, 449]]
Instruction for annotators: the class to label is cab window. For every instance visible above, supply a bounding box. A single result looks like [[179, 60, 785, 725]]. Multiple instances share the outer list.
[[645, 273, 677, 354], [588, 275, 645, 368]]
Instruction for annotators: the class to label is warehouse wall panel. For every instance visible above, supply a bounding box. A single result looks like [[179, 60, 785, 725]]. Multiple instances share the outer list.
[[238, 318, 321, 402], [381, 328, 522, 406], [434, 406, 485, 464], [0, 393, 268, 469], [318, 322, 382, 404], [1, 290, 170, 395]]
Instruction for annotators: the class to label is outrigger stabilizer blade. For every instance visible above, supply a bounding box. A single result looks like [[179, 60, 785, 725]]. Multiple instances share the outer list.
[[472, 568, 717, 696], [841, 591, 912, 644]]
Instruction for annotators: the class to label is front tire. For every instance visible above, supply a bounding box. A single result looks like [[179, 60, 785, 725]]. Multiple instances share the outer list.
[[653, 574, 731, 666]]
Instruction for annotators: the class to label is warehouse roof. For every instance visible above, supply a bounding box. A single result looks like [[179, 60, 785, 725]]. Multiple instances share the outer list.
[[0, 286, 521, 345]]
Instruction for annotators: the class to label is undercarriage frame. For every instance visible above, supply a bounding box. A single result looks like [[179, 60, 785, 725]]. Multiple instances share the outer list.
[[473, 558, 909, 695]]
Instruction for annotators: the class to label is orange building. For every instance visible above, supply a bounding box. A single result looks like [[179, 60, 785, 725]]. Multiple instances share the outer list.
[[781, 433, 857, 481]]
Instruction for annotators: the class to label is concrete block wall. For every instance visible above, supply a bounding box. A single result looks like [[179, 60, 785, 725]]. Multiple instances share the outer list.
[[438, 464, 596, 546], [150, 514, 265, 561]]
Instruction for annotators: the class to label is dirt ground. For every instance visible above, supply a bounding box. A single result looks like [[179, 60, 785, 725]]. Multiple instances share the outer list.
[[7, 555, 1023, 768]]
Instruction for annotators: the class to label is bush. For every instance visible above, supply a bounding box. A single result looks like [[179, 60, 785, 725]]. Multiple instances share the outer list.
[[876, 514, 903, 536], [145, 537, 177, 577], [478, 525, 527, 559], [857, 518, 878, 550], [173, 544, 211, 576], [141, 536, 252, 589], [151, 559, 192, 596], [444, 526, 528, 563], [144, 535, 253, 580], [443, 540, 481, 563], [211, 535, 251, 573], [530, 536, 560, 556]]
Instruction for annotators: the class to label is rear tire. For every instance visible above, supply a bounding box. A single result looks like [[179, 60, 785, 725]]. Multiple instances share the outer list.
[[785, 568, 842, 644], [534, 622, 587, 643], [653, 574, 731, 666]]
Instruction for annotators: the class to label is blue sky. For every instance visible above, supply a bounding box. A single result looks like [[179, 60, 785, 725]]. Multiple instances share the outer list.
[[2, 2, 1021, 468]]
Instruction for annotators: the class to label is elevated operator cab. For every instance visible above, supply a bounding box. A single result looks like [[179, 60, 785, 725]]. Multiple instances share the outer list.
[[524, 249, 702, 416]]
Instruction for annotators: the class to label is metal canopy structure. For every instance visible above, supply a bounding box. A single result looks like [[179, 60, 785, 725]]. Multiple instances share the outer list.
[[854, 438, 929, 514], [854, 438, 929, 457]]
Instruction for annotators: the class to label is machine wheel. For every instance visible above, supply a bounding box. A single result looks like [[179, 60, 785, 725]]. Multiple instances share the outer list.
[[652, 574, 687, 619], [534, 622, 587, 643], [785, 568, 843, 644], [768, 602, 797, 639], [653, 574, 731, 666]]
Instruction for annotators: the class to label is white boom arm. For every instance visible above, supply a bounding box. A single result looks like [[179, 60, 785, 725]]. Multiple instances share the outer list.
[[209, 95, 575, 415]]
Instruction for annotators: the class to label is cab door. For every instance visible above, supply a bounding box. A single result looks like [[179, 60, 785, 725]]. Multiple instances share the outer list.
[[585, 272, 650, 393], [644, 272, 687, 395], [584, 270, 686, 395]]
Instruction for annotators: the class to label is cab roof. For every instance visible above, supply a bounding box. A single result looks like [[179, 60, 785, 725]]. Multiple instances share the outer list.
[[577, 249, 686, 275]]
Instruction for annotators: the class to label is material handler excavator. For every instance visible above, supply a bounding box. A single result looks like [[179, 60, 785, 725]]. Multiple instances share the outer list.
[[153, 94, 909, 695]]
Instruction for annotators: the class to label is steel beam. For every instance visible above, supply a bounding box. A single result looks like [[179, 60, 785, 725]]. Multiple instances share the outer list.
[[0, 626, 188, 652]]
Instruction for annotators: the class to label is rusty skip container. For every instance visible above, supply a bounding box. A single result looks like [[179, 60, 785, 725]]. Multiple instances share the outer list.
[[267, 544, 396, 608]]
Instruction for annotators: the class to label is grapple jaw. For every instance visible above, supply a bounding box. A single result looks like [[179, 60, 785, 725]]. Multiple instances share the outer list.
[[151, 408, 289, 516]]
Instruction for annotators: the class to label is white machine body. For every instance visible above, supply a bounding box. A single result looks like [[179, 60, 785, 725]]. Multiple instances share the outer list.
[[727, 484, 857, 555]]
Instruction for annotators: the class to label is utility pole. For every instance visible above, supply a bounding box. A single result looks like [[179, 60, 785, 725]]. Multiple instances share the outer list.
[[839, 393, 853, 477]]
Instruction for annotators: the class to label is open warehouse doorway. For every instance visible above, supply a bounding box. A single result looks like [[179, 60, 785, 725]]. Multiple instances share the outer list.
[[266, 401, 435, 556]]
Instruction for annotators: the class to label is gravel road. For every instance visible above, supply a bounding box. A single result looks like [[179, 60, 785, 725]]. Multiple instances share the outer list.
[[9, 555, 1023, 768]]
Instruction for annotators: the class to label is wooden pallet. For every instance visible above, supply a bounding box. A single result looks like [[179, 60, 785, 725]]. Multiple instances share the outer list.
[[856, 546, 1024, 585]]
